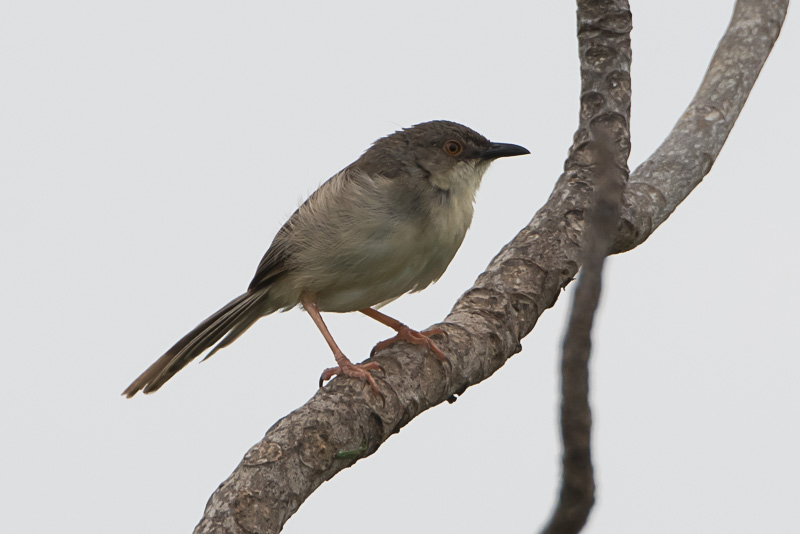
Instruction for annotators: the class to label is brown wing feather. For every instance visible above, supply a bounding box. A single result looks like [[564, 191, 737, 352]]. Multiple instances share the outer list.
[[248, 217, 294, 292], [248, 168, 354, 292]]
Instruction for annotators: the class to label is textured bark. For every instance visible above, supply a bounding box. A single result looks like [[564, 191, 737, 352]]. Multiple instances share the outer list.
[[194, 1, 788, 532], [612, 0, 789, 253]]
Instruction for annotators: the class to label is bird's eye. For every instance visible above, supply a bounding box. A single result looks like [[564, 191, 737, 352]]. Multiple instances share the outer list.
[[443, 140, 463, 156]]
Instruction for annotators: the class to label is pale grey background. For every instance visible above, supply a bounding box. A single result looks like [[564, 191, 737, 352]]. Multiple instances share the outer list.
[[2, 1, 798, 532]]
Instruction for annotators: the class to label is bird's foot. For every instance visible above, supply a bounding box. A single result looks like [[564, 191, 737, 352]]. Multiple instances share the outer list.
[[319, 360, 383, 395], [371, 326, 448, 362]]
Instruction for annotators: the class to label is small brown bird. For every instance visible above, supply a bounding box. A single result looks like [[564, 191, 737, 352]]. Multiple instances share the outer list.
[[123, 120, 529, 397]]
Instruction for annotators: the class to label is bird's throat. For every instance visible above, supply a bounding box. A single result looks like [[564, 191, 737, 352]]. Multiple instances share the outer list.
[[428, 160, 488, 193]]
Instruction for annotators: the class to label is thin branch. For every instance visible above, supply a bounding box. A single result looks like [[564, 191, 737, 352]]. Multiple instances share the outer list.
[[540, 128, 626, 534], [194, 1, 788, 532]]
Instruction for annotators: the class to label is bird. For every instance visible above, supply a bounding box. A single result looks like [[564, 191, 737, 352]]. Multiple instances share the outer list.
[[123, 120, 529, 397]]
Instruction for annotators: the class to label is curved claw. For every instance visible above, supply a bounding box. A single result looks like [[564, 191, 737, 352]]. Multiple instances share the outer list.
[[319, 361, 383, 396], [370, 326, 449, 363]]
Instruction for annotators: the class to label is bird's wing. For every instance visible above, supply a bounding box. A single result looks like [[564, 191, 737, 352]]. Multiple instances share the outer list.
[[248, 218, 293, 292], [247, 167, 359, 293]]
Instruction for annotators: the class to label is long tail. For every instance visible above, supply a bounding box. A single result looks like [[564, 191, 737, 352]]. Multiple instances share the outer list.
[[122, 290, 270, 397]]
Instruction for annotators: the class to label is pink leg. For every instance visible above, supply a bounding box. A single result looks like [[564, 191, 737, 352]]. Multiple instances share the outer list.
[[359, 308, 447, 362], [302, 296, 381, 394]]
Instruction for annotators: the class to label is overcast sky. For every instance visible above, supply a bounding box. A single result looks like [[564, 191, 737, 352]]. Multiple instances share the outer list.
[[2, 1, 798, 533]]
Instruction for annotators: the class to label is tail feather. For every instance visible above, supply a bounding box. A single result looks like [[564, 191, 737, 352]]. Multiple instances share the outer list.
[[200, 311, 262, 362], [122, 290, 269, 397]]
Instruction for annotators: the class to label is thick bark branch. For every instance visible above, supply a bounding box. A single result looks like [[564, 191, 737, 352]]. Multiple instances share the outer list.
[[194, 1, 788, 532], [612, 0, 789, 253]]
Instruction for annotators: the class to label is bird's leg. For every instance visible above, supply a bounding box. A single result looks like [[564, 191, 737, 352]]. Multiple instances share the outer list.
[[301, 296, 381, 394], [359, 308, 447, 362]]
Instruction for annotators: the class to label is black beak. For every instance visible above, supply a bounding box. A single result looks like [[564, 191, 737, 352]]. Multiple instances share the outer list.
[[478, 142, 531, 160]]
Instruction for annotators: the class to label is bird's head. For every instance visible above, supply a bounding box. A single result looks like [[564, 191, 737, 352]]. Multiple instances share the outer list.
[[358, 120, 530, 194]]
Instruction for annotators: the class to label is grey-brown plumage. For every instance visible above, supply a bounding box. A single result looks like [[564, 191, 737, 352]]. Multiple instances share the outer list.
[[123, 120, 529, 397]]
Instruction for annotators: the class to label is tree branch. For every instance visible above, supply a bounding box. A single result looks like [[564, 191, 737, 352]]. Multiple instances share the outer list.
[[540, 127, 626, 534], [194, 1, 788, 532], [612, 0, 789, 253]]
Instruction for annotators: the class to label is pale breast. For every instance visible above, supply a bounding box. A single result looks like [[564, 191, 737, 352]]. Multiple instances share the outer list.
[[312, 184, 476, 312]]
